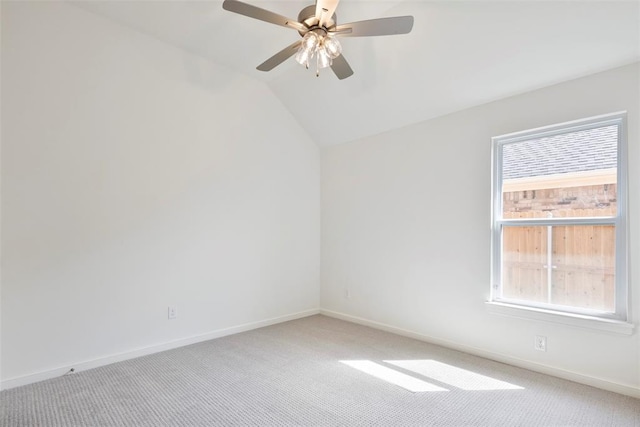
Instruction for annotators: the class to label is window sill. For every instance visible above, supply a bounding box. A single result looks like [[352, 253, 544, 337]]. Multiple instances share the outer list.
[[485, 301, 635, 335]]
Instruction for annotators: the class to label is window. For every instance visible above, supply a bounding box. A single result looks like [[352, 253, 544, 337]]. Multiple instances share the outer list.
[[490, 113, 628, 325]]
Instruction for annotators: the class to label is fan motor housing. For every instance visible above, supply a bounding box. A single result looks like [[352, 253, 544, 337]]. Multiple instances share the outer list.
[[297, 4, 336, 35]]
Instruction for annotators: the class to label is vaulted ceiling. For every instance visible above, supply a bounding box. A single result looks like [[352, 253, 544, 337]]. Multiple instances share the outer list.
[[72, 1, 640, 147]]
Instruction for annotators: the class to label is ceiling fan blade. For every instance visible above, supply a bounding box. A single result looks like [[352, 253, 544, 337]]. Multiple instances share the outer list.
[[334, 16, 414, 37], [316, 0, 340, 27], [222, 0, 305, 31], [331, 54, 354, 80], [256, 41, 302, 72]]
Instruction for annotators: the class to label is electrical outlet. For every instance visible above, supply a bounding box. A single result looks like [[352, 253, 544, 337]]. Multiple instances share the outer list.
[[534, 335, 547, 352], [168, 306, 177, 320]]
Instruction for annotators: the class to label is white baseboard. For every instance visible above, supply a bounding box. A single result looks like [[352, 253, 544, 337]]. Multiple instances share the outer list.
[[320, 309, 640, 399], [1, 308, 320, 391]]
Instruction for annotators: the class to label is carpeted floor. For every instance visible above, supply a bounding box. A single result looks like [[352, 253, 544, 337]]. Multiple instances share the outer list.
[[1, 315, 639, 426]]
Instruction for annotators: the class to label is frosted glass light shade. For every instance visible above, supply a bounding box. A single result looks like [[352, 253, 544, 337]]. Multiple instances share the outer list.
[[301, 31, 319, 49], [323, 37, 342, 59], [295, 46, 313, 66], [295, 32, 319, 66], [316, 46, 331, 69]]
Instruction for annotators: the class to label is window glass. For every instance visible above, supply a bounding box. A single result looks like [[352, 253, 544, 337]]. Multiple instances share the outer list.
[[502, 225, 615, 313], [491, 113, 626, 321], [502, 125, 617, 218]]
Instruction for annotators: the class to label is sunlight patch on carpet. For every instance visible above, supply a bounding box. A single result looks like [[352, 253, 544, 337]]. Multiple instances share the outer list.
[[385, 360, 524, 391], [340, 360, 448, 392]]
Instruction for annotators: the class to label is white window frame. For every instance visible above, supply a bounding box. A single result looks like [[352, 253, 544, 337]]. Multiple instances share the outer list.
[[488, 112, 632, 334]]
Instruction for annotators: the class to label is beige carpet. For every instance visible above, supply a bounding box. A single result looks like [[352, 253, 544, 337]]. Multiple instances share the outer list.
[[1, 315, 639, 426]]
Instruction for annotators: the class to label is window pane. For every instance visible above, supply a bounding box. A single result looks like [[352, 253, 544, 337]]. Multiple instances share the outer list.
[[502, 225, 615, 313], [502, 125, 617, 218], [551, 225, 615, 312], [502, 226, 548, 303]]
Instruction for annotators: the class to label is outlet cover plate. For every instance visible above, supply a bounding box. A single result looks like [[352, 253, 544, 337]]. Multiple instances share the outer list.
[[534, 335, 547, 352], [168, 306, 177, 320]]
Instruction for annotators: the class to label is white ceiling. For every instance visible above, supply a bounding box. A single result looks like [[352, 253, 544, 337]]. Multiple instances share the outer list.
[[72, 1, 640, 147]]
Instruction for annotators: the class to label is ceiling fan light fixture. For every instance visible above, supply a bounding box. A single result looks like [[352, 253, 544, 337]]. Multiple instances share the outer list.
[[316, 45, 332, 68], [323, 36, 342, 59], [302, 31, 319, 49], [295, 32, 319, 66], [316, 45, 332, 77], [296, 31, 338, 76], [294, 46, 312, 67]]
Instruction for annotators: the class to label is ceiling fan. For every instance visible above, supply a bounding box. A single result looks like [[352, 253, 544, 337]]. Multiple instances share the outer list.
[[222, 0, 414, 79]]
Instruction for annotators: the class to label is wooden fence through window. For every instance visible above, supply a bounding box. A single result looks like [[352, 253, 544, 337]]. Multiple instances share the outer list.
[[502, 208, 615, 312]]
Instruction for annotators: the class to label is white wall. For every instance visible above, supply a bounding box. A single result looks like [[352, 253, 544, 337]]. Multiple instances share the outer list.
[[321, 63, 640, 394], [1, 1, 320, 387]]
